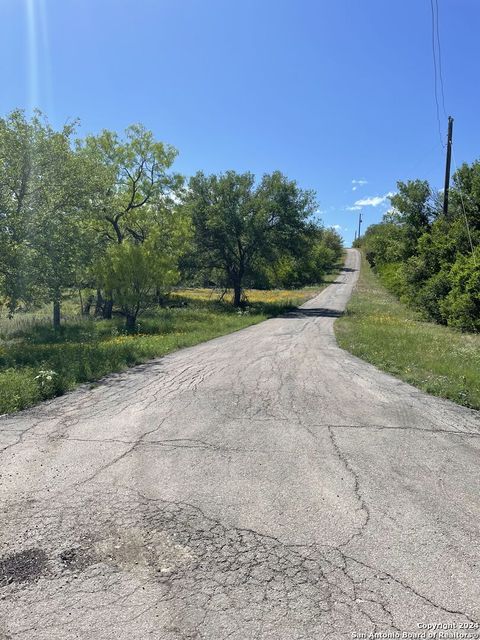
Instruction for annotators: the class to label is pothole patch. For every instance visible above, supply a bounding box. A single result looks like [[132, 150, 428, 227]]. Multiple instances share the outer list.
[[0, 548, 48, 587]]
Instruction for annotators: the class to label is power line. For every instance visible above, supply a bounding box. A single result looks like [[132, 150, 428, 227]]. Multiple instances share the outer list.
[[428, 4, 474, 264], [434, 0, 448, 118], [429, 0, 445, 148]]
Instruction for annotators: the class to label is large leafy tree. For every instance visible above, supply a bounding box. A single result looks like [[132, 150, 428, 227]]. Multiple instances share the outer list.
[[81, 124, 183, 245], [187, 170, 317, 305], [0, 110, 99, 325], [450, 161, 480, 236], [31, 120, 101, 327], [0, 110, 39, 312], [79, 124, 184, 317], [388, 180, 434, 258]]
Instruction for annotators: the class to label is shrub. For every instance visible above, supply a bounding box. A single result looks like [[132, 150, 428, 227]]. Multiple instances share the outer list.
[[377, 262, 407, 299], [415, 269, 452, 323], [0, 369, 40, 414], [441, 248, 480, 331], [363, 223, 404, 268]]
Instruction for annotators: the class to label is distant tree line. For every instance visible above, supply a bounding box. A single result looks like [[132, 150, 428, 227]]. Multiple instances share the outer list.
[[0, 110, 342, 330], [355, 169, 480, 332]]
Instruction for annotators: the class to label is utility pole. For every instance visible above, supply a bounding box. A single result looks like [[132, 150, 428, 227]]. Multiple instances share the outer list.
[[357, 210, 363, 239], [443, 116, 454, 218]]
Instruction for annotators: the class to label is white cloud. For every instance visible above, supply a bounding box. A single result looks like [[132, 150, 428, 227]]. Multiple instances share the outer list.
[[352, 179, 368, 191], [346, 205, 362, 211], [354, 192, 395, 207], [354, 196, 385, 207], [332, 224, 342, 231]]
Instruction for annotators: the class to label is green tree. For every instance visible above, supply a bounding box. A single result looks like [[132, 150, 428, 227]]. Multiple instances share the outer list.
[[82, 124, 183, 244], [98, 236, 180, 332], [0, 110, 38, 312], [450, 161, 480, 235], [362, 222, 404, 268], [187, 170, 317, 305], [388, 180, 434, 258], [0, 110, 99, 326], [31, 120, 101, 327], [80, 124, 183, 317]]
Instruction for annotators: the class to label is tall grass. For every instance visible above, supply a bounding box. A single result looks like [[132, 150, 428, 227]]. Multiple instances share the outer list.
[[335, 254, 480, 410]]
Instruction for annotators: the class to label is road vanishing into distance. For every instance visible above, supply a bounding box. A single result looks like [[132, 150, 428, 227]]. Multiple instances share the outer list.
[[0, 248, 479, 639]]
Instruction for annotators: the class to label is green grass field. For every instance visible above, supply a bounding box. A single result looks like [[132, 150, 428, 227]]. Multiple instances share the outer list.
[[335, 254, 480, 410], [0, 274, 339, 415]]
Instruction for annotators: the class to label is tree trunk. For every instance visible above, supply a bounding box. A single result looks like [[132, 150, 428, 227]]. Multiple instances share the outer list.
[[125, 313, 136, 333], [155, 288, 164, 306], [232, 262, 245, 308], [103, 298, 113, 320], [233, 281, 242, 307], [83, 295, 94, 317], [78, 289, 84, 316], [53, 298, 61, 329], [94, 289, 104, 316]]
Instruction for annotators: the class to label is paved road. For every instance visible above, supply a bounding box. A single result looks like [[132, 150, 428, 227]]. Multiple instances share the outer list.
[[0, 249, 479, 640]]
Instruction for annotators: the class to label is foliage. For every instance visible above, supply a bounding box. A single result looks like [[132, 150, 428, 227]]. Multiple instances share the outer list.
[[358, 167, 480, 332], [0, 111, 110, 325], [80, 124, 183, 245], [0, 107, 345, 412], [185, 170, 321, 305], [1, 110, 337, 331], [362, 222, 404, 267], [97, 238, 180, 330], [0, 112, 190, 330], [0, 110, 36, 310], [388, 179, 433, 255], [253, 226, 342, 289], [440, 247, 480, 331]]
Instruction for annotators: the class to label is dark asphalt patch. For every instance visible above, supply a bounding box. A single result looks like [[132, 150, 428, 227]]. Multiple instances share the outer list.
[[58, 546, 96, 572], [0, 548, 48, 586]]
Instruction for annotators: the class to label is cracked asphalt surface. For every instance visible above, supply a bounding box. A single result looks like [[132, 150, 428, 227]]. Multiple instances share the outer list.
[[0, 248, 479, 639]]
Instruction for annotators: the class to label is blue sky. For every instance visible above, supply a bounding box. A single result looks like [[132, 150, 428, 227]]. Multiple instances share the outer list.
[[1, 0, 479, 245]]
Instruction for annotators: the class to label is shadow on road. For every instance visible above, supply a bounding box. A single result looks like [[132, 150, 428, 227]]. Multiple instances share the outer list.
[[281, 308, 344, 319]]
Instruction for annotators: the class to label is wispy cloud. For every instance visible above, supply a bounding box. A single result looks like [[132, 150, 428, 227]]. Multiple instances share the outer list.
[[353, 192, 395, 207], [354, 196, 385, 207], [331, 224, 343, 231], [352, 179, 368, 191], [346, 205, 362, 211]]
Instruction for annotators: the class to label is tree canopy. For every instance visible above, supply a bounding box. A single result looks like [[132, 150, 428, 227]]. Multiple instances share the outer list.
[[0, 109, 342, 329], [357, 169, 480, 332], [186, 170, 319, 305]]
